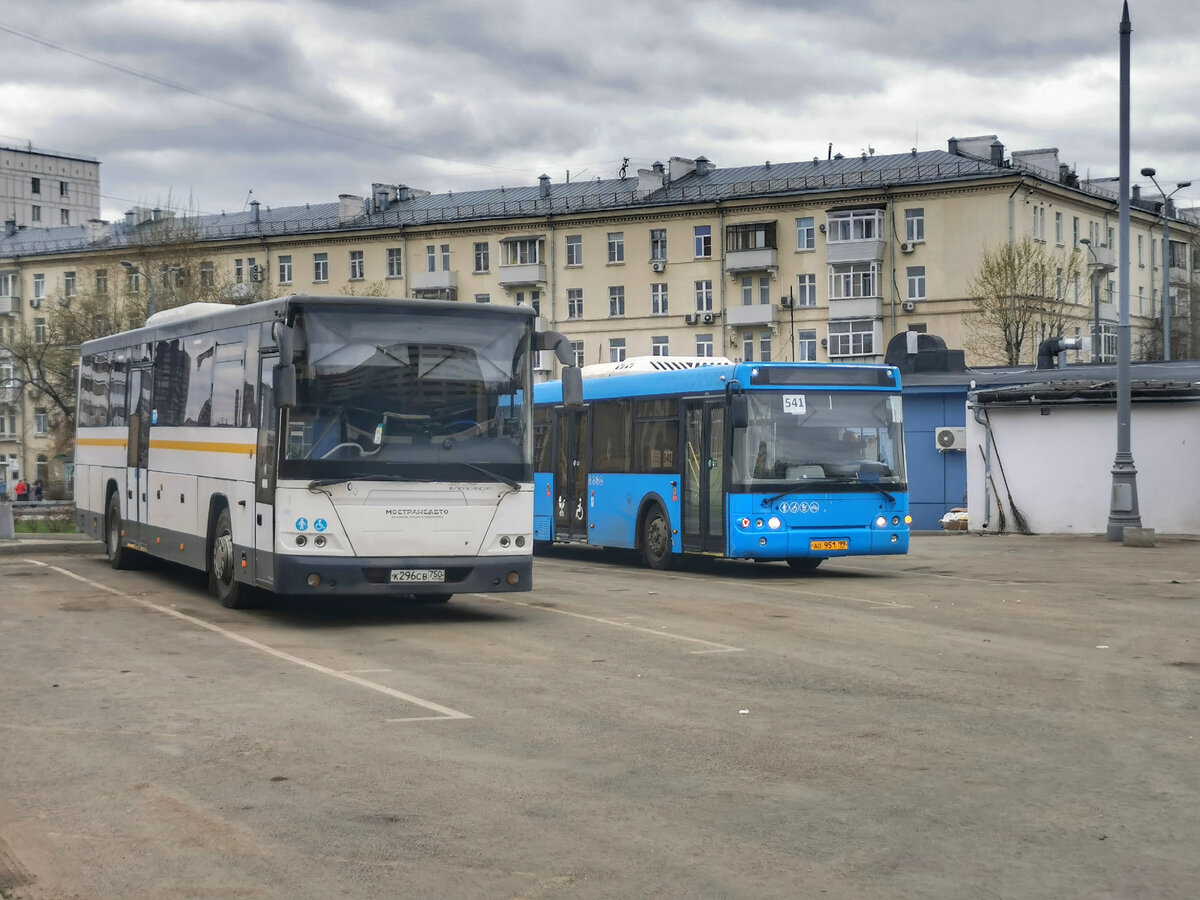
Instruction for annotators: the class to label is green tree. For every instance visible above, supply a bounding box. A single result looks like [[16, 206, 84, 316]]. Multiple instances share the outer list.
[[963, 236, 1086, 366]]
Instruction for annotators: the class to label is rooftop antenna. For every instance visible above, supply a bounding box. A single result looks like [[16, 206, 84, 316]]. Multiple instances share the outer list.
[[243, 188, 253, 211], [827, 142, 833, 160]]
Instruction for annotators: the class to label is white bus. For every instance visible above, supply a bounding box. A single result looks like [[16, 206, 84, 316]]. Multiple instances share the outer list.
[[74, 295, 577, 607]]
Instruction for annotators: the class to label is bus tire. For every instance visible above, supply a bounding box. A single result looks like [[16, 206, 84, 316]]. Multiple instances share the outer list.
[[641, 505, 674, 570], [106, 493, 134, 570], [786, 557, 824, 572], [210, 507, 249, 609]]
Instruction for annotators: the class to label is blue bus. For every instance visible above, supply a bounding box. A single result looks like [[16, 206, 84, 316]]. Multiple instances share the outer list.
[[532, 358, 910, 570]]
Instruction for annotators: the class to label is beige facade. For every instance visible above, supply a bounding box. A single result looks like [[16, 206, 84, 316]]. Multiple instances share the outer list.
[[1, 143, 101, 231], [1, 136, 1196, 493]]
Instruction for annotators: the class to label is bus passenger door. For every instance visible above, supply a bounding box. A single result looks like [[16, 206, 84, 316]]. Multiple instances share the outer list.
[[254, 355, 278, 588], [553, 407, 590, 541], [125, 366, 152, 545], [681, 399, 726, 554]]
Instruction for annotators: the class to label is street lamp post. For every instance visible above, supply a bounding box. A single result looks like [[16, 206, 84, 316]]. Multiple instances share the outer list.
[[1138, 167, 1192, 361], [120, 260, 155, 318], [1079, 238, 1103, 363]]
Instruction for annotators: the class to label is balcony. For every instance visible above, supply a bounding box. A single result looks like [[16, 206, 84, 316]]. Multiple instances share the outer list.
[[726, 304, 778, 327], [410, 270, 458, 292], [828, 297, 883, 320], [0, 296, 17, 316], [0, 386, 19, 404], [1082, 242, 1116, 273], [725, 248, 778, 274], [826, 239, 886, 264], [497, 263, 546, 287]]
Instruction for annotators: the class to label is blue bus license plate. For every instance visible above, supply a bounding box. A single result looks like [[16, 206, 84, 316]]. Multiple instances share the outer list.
[[810, 540, 849, 551], [390, 569, 445, 583]]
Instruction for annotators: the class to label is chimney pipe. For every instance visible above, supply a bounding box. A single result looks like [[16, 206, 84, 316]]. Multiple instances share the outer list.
[[1131, 185, 1140, 203], [250, 199, 261, 222], [990, 140, 1004, 167], [538, 173, 551, 198], [947, 137, 959, 156], [3, 219, 15, 237], [125, 210, 134, 228]]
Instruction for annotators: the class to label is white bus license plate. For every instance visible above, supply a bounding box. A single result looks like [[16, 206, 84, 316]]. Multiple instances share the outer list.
[[390, 569, 445, 583]]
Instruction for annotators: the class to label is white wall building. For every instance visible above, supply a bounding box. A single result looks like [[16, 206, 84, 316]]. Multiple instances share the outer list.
[[1, 143, 101, 230]]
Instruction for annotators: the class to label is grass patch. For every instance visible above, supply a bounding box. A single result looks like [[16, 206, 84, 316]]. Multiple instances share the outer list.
[[13, 518, 78, 534]]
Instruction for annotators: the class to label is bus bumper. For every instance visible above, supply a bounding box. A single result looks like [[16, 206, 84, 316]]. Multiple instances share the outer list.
[[273, 554, 533, 596]]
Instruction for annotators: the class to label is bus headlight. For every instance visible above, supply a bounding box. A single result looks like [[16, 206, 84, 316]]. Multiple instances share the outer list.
[[875, 516, 887, 527], [904, 515, 912, 524], [740, 517, 751, 528], [767, 516, 781, 530]]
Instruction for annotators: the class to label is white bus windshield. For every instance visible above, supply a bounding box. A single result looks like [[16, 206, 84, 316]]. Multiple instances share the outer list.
[[732, 391, 906, 488], [280, 309, 531, 481]]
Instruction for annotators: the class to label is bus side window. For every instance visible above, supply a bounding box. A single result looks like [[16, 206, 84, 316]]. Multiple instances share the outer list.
[[210, 342, 245, 427], [108, 350, 129, 427], [591, 400, 632, 474], [152, 340, 187, 427], [184, 336, 216, 426]]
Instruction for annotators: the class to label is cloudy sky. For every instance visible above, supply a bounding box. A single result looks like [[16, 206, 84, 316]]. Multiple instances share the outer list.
[[2, 0, 1197, 221]]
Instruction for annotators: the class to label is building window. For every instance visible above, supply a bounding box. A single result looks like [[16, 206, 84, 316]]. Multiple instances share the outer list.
[[474, 293, 490, 303], [94, 269, 108, 295], [740, 275, 772, 305], [758, 276, 771, 305], [826, 210, 883, 242], [694, 279, 713, 312], [63, 271, 76, 297], [607, 232, 625, 263], [31, 177, 40, 194], [726, 222, 776, 251], [234, 259, 244, 283], [759, 331, 772, 362], [796, 274, 817, 307], [313, 253, 328, 282], [608, 285, 625, 317], [906, 266, 926, 301], [529, 290, 541, 315], [1137, 235, 1144, 267], [567, 288, 584, 319], [33, 274, 45, 300], [473, 242, 489, 272], [440, 244, 450, 271], [60, 181, 69, 197], [829, 262, 880, 299], [570, 341, 585, 367], [349, 250, 364, 280], [651, 283, 668, 316], [1032, 206, 1046, 241], [608, 337, 626, 362], [905, 209, 925, 243], [742, 333, 755, 362], [796, 216, 815, 251], [1072, 216, 1080, 246], [501, 238, 541, 265], [1137, 285, 1144, 315], [1107, 226, 1114, 249], [35, 408, 49, 436], [60, 209, 70, 225], [694, 225, 712, 258], [1055, 267, 1064, 301], [695, 334, 714, 357], [565, 235, 582, 266], [34, 317, 47, 343], [1055, 211, 1064, 245], [1099, 323, 1117, 362], [277, 255, 293, 284], [650, 228, 667, 261], [797, 329, 817, 361], [385, 248, 403, 277], [651, 335, 669, 356], [31, 205, 41, 222], [200, 261, 214, 288], [827, 320, 875, 357], [426, 245, 436, 272]]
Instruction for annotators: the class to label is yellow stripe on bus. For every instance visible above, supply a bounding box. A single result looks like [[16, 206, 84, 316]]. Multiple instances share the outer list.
[[76, 437, 128, 447], [149, 440, 257, 454]]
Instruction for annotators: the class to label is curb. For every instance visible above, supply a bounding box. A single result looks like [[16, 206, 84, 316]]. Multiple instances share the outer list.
[[0, 537, 105, 556]]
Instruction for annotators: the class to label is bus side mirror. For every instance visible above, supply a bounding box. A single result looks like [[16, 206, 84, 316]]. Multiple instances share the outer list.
[[730, 394, 749, 429], [273, 321, 294, 362], [535, 330, 574, 366], [561, 366, 583, 407], [273, 364, 297, 409]]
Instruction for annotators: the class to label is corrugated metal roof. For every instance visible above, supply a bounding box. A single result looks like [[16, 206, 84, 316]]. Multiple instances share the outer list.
[[0, 147, 1103, 259]]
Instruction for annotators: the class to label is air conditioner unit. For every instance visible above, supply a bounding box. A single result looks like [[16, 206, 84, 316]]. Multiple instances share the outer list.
[[780, 296, 793, 309], [684, 313, 698, 325], [902, 300, 916, 312], [900, 241, 916, 253], [935, 426, 967, 452], [651, 261, 665, 273], [820, 337, 828, 348], [250, 265, 264, 282], [702, 312, 715, 324], [28, 297, 40, 309]]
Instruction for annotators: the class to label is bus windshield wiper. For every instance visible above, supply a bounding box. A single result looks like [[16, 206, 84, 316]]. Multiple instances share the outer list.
[[457, 462, 520, 490], [307, 473, 415, 489], [761, 485, 813, 507]]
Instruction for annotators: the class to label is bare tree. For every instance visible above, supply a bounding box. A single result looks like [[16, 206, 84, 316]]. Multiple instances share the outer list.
[[963, 236, 1086, 366]]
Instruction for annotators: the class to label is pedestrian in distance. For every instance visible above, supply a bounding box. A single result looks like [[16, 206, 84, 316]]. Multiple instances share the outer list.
[[14, 478, 28, 502], [0, 474, 8, 501], [33, 479, 43, 501]]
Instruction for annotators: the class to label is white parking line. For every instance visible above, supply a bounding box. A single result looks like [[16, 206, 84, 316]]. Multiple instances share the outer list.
[[27, 560, 472, 722], [488, 595, 744, 654]]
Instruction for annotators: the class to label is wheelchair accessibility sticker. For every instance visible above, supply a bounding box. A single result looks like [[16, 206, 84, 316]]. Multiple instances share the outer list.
[[314, 518, 328, 532]]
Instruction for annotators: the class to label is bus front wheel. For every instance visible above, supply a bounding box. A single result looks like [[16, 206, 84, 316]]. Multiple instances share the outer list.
[[786, 557, 824, 572], [106, 493, 133, 570], [210, 507, 249, 609], [642, 507, 674, 570]]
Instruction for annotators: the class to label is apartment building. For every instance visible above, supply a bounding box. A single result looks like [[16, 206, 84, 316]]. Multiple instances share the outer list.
[[1, 143, 101, 230], [1, 133, 1196, 492]]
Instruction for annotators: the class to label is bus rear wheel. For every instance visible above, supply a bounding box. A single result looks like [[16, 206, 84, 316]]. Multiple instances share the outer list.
[[210, 507, 249, 609], [642, 507, 674, 570], [106, 493, 134, 570], [786, 557, 824, 572]]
